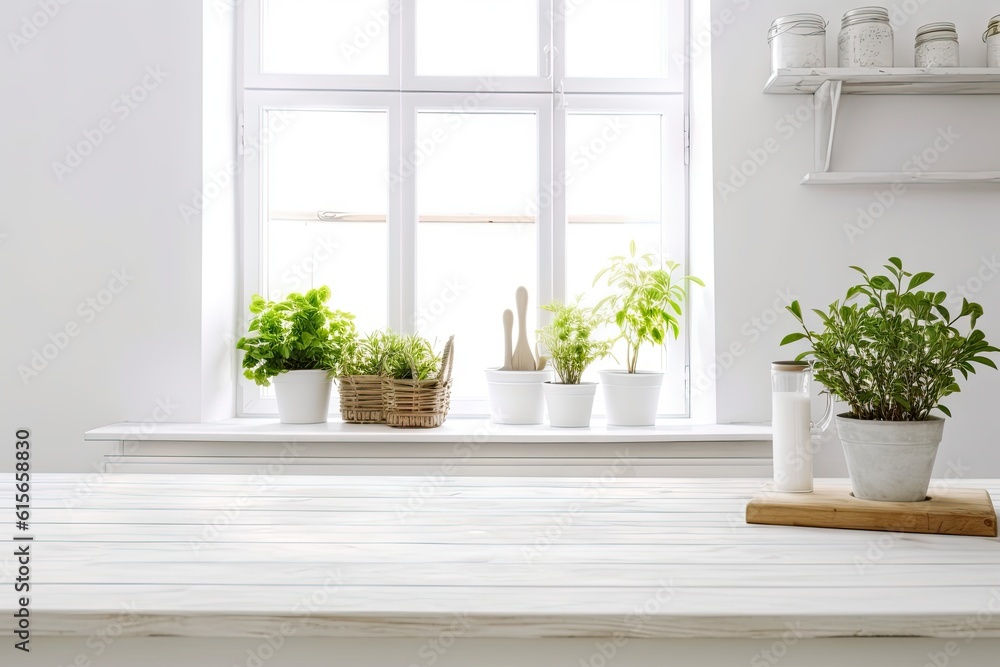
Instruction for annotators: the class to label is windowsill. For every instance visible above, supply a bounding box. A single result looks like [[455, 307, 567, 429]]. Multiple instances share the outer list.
[[85, 417, 771, 444]]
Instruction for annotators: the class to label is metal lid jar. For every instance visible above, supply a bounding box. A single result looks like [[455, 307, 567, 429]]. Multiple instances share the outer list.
[[838, 6, 894, 67], [985, 15, 1000, 68], [915, 22, 960, 67], [768, 14, 827, 71]]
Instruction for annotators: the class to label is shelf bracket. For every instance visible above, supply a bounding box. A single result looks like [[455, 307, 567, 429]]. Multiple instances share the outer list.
[[813, 80, 842, 173]]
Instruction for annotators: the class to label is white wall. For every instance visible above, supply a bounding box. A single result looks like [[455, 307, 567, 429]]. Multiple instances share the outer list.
[[4, 0, 997, 476], [708, 0, 1000, 476], [0, 0, 235, 472]]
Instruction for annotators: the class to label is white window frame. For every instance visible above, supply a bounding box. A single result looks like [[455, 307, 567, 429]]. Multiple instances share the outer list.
[[237, 0, 691, 418]]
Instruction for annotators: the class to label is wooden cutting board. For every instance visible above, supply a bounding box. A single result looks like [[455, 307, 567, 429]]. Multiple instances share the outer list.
[[746, 482, 998, 537]]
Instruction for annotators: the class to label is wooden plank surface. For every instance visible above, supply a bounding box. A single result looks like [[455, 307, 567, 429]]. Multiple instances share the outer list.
[[1, 474, 999, 640], [747, 482, 998, 537]]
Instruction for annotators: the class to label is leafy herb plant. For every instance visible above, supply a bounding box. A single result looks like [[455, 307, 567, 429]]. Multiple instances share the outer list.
[[384, 334, 442, 381], [236, 286, 357, 386], [781, 258, 998, 421], [593, 241, 704, 374], [537, 302, 612, 384], [339, 329, 402, 377]]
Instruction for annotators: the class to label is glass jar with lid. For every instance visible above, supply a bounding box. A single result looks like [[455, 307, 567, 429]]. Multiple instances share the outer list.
[[915, 22, 960, 67], [838, 6, 894, 67], [768, 14, 827, 72], [986, 15, 1000, 68]]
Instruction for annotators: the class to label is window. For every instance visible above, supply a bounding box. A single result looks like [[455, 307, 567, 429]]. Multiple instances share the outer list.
[[239, 0, 689, 417]]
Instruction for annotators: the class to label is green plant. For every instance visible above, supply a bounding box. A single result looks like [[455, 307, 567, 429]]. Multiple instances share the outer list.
[[236, 286, 357, 386], [781, 258, 998, 421], [537, 301, 612, 384], [339, 329, 401, 376], [593, 241, 704, 373], [385, 334, 442, 381]]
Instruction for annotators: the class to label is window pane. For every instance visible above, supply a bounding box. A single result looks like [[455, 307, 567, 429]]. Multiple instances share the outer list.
[[415, 0, 539, 76], [261, 0, 389, 76], [416, 111, 537, 400], [565, 114, 674, 398], [265, 110, 388, 333], [565, 0, 666, 78]]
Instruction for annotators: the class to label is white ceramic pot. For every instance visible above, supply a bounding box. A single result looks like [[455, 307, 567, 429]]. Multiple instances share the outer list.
[[272, 370, 334, 424], [543, 382, 598, 428], [484, 369, 551, 425], [599, 370, 663, 427], [837, 414, 944, 502]]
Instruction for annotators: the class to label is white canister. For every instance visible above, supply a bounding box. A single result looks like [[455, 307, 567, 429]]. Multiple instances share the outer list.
[[985, 15, 1000, 68], [768, 14, 827, 71], [838, 6, 894, 67], [915, 22, 960, 67]]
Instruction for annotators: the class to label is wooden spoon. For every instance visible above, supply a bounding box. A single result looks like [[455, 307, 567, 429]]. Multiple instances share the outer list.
[[512, 286, 536, 371], [501, 309, 514, 370]]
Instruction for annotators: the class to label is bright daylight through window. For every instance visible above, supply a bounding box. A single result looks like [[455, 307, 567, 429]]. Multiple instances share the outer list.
[[240, 0, 689, 417]]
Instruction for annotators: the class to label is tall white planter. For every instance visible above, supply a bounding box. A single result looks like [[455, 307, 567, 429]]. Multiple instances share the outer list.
[[599, 370, 663, 427], [485, 369, 551, 425], [543, 382, 598, 428], [837, 415, 944, 502], [272, 370, 334, 424]]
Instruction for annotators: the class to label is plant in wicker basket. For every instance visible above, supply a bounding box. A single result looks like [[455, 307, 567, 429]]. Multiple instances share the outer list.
[[337, 330, 402, 424], [382, 335, 455, 428]]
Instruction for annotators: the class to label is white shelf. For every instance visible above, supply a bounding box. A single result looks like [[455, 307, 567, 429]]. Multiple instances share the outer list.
[[764, 69, 1000, 183], [84, 418, 772, 444], [802, 171, 1000, 185], [765, 68, 1000, 95]]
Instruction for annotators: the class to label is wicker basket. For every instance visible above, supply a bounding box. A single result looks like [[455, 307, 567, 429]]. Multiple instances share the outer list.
[[383, 336, 455, 428], [338, 374, 386, 424]]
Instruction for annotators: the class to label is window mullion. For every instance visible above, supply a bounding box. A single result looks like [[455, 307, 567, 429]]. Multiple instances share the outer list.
[[397, 96, 417, 333], [551, 96, 567, 306]]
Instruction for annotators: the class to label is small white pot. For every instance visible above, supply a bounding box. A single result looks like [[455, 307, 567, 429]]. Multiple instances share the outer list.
[[272, 370, 333, 424], [837, 414, 945, 502], [599, 370, 663, 427], [485, 368, 551, 425], [543, 382, 598, 428]]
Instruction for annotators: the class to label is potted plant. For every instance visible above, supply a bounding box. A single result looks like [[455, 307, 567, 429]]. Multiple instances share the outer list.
[[236, 286, 357, 424], [338, 329, 400, 424], [537, 301, 612, 427], [593, 241, 704, 426], [382, 334, 455, 428], [782, 258, 998, 501]]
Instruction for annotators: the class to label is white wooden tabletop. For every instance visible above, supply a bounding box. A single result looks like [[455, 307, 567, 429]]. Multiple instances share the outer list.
[[2, 474, 999, 639]]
